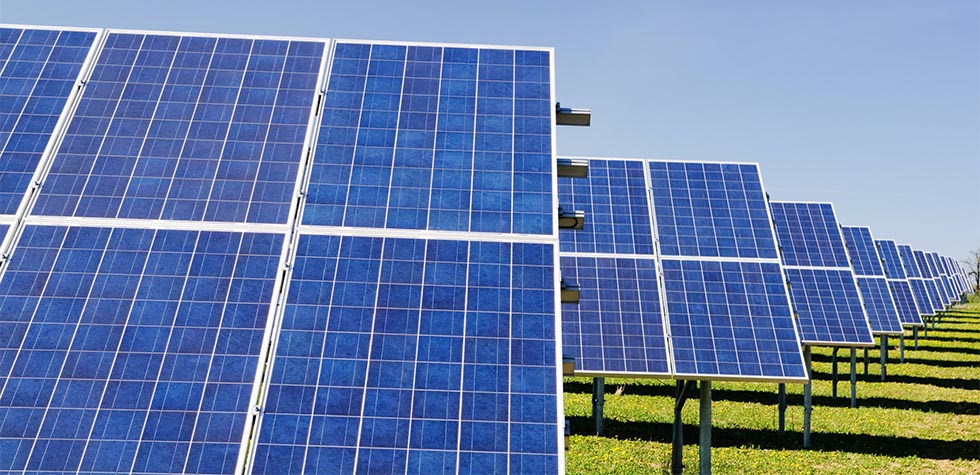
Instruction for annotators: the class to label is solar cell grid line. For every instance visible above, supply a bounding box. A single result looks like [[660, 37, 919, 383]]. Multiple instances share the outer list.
[[29, 30, 327, 225], [557, 158, 655, 255], [648, 161, 780, 259], [0, 224, 284, 474], [301, 41, 555, 236], [250, 233, 561, 474], [0, 26, 99, 216], [875, 239, 923, 326], [558, 254, 669, 377], [769, 201, 875, 347], [839, 227, 901, 335]]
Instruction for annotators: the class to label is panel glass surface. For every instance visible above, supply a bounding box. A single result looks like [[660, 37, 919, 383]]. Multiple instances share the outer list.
[[32, 32, 325, 224], [907, 278, 934, 316], [650, 162, 778, 259], [252, 234, 558, 474], [841, 226, 884, 277], [770, 202, 849, 268], [303, 43, 553, 235], [783, 267, 874, 345], [875, 239, 906, 280], [559, 256, 667, 375], [928, 253, 955, 303], [660, 259, 805, 379], [0, 224, 282, 474], [887, 280, 923, 326], [897, 244, 921, 278], [0, 27, 95, 215], [855, 276, 902, 334], [558, 159, 654, 254]]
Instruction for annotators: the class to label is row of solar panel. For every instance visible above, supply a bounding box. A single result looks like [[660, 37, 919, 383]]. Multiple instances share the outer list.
[[558, 157, 970, 378], [0, 25, 564, 474]]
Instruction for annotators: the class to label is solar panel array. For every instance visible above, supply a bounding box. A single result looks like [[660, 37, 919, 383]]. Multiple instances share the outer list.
[[0, 25, 564, 474], [558, 158, 807, 382], [875, 239, 924, 326], [769, 202, 874, 347], [840, 226, 902, 334]]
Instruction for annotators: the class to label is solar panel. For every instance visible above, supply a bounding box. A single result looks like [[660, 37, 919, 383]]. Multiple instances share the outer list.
[[31, 32, 326, 224], [0, 224, 283, 473], [928, 252, 955, 304], [302, 43, 554, 235], [896, 244, 936, 316], [839, 227, 901, 335], [249, 41, 563, 472], [559, 255, 668, 376], [557, 159, 654, 254], [0, 27, 97, 215], [875, 239, 923, 326], [770, 202, 874, 346], [897, 244, 921, 278], [913, 249, 945, 312], [662, 258, 805, 379], [649, 161, 778, 259], [251, 234, 558, 474]]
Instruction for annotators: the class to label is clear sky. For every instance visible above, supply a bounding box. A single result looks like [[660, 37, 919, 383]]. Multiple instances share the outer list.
[[3, 0, 978, 262]]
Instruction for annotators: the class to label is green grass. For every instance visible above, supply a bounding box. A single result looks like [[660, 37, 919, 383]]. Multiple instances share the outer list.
[[563, 298, 980, 474]]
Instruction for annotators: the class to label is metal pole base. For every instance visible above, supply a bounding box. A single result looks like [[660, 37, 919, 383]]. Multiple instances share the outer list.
[[700, 381, 712, 475], [592, 377, 605, 436], [831, 347, 838, 398], [880, 336, 887, 382], [850, 348, 857, 408], [803, 347, 812, 449], [778, 383, 786, 435], [899, 334, 905, 363]]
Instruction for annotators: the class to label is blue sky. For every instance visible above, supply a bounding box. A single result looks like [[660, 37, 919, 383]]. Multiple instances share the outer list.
[[3, 0, 977, 261]]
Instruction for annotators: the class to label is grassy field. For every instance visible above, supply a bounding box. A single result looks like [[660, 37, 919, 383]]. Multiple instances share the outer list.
[[563, 298, 980, 474]]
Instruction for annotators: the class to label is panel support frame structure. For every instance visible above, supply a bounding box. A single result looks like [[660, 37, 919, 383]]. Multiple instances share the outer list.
[[671, 380, 698, 475], [803, 346, 813, 449], [592, 377, 605, 436]]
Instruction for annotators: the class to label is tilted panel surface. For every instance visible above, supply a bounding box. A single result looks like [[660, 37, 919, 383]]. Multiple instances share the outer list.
[[557, 159, 654, 254], [841, 226, 884, 276], [649, 162, 778, 259], [558, 255, 667, 376], [303, 43, 553, 235], [31, 32, 325, 224], [907, 279, 934, 316], [887, 280, 923, 326], [0, 27, 95, 214], [252, 234, 559, 474], [928, 252, 955, 303], [660, 259, 806, 380], [913, 250, 945, 311], [769, 202, 849, 268], [897, 244, 921, 278], [783, 267, 874, 346], [875, 239, 906, 280], [855, 276, 902, 334], [0, 225, 282, 474]]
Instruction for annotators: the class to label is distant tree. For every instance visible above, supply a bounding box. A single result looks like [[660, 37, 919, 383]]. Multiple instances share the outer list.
[[966, 249, 980, 294]]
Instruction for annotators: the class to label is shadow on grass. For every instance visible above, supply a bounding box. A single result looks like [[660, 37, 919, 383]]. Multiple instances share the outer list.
[[563, 382, 980, 415], [809, 353, 980, 368], [904, 344, 980, 356], [567, 417, 980, 460], [914, 335, 980, 344]]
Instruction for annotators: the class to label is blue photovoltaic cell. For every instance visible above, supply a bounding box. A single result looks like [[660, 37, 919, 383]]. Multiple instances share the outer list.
[[887, 280, 923, 326], [558, 159, 654, 254], [559, 256, 667, 375], [0, 225, 282, 474], [661, 259, 805, 379], [875, 239, 906, 280], [841, 226, 884, 277], [252, 234, 558, 474], [856, 276, 902, 334], [770, 202, 849, 268], [913, 250, 945, 311], [897, 244, 921, 278], [928, 253, 955, 303], [783, 267, 873, 345], [650, 162, 778, 259], [32, 33, 325, 224], [913, 250, 933, 279], [0, 27, 95, 215], [303, 43, 553, 235]]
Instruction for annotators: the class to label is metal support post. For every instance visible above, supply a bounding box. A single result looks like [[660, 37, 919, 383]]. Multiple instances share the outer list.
[[672, 380, 697, 475], [831, 347, 838, 398], [592, 377, 605, 435], [803, 346, 812, 449], [777, 383, 786, 435], [913, 326, 918, 349], [880, 336, 887, 381], [863, 347, 868, 375], [699, 381, 712, 475], [849, 348, 857, 408], [923, 318, 928, 337], [899, 333, 905, 363]]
